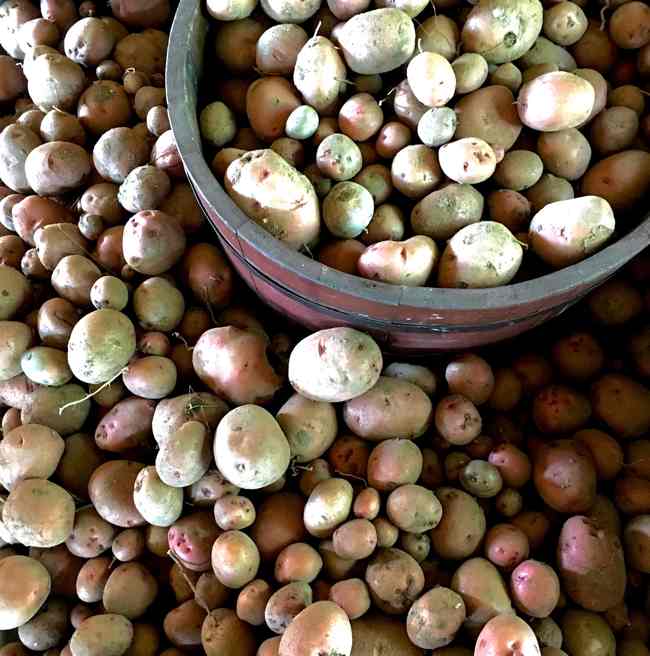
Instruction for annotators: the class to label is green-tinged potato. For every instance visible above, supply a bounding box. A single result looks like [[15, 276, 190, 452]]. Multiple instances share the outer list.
[[3, 479, 74, 547], [517, 73, 595, 131], [0, 424, 64, 490], [152, 393, 228, 445], [411, 183, 483, 241], [354, 165, 392, 205], [417, 107, 457, 147], [246, 77, 301, 143], [374, 0, 427, 17], [338, 9, 416, 74], [265, 581, 312, 633], [439, 138, 497, 184], [70, 614, 134, 656], [557, 515, 626, 612], [17, 596, 68, 651], [286, 105, 319, 140], [387, 485, 442, 533], [278, 601, 352, 656], [475, 615, 540, 656], [91, 276, 129, 312], [294, 37, 346, 115], [365, 548, 424, 614], [201, 102, 237, 148], [133, 466, 183, 527], [580, 151, 650, 212], [88, 460, 146, 528], [344, 376, 432, 440], [0, 321, 31, 382], [225, 149, 320, 249], [67, 309, 135, 384], [316, 134, 363, 181], [357, 236, 438, 287], [0, 266, 29, 320], [537, 129, 591, 180], [493, 150, 543, 191], [623, 515, 650, 573], [452, 53, 489, 94], [530, 618, 562, 649], [561, 610, 615, 656], [304, 478, 354, 538], [528, 196, 615, 269], [543, 2, 588, 46], [351, 613, 423, 656], [323, 182, 374, 238], [407, 52, 456, 108], [526, 173, 574, 212], [461, 0, 543, 63], [451, 558, 513, 635], [510, 560, 560, 618], [261, 0, 320, 22], [519, 36, 576, 71], [391, 145, 442, 200], [276, 393, 338, 462], [0, 555, 50, 630], [257, 25, 309, 76], [431, 488, 486, 560], [215, 405, 290, 490], [156, 421, 211, 488], [21, 346, 71, 387], [211, 530, 260, 589], [460, 461, 503, 498], [103, 562, 158, 619], [437, 222, 523, 288], [407, 587, 465, 649], [289, 327, 382, 403], [489, 63, 523, 92], [416, 15, 459, 60]]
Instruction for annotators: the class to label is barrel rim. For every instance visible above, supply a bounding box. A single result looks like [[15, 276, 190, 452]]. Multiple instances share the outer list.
[[167, 0, 650, 317]]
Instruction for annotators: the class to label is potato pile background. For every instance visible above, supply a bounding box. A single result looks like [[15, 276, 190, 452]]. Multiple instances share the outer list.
[[201, 0, 650, 289], [1, 1, 650, 656]]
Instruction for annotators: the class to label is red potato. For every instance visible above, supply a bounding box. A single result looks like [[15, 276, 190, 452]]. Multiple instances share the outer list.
[[510, 560, 560, 617], [475, 615, 540, 656], [435, 394, 482, 445], [484, 524, 529, 571]]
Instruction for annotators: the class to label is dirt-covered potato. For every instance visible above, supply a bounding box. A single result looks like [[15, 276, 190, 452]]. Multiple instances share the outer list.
[[2, 478, 74, 548], [0, 424, 64, 490], [0, 555, 51, 630]]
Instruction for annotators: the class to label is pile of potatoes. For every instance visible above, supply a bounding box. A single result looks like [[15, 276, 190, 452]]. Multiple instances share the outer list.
[[2, 1, 650, 656], [200, 0, 650, 288]]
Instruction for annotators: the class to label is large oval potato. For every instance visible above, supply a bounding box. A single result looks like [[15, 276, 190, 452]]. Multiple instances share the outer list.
[[343, 376, 432, 440], [289, 328, 382, 402]]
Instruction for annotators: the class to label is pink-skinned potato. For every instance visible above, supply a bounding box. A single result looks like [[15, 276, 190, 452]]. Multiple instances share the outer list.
[[94, 397, 157, 452], [557, 515, 626, 612], [193, 326, 282, 406], [475, 615, 540, 656], [225, 149, 320, 250]]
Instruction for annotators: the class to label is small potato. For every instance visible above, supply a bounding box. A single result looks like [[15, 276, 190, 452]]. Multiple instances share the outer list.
[[0, 424, 64, 490], [213, 495, 256, 532], [608, 85, 646, 115], [318, 238, 365, 274], [237, 579, 273, 625], [328, 579, 370, 620], [316, 134, 363, 182], [510, 560, 561, 618], [3, 479, 74, 548], [460, 460, 503, 498], [484, 523, 529, 571], [353, 488, 381, 521], [407, 52, 456, 107], [304, 478, 353, 538], [285, 105, 320, 141], [392, 79, 427, 130], [332, 518, 377, 559], [543, 2, 588, 45], [344, 376, 432, 441], [528, 196, 615, 269], [517, 72, 595, 131], [70, 614, 134, 656], [519, 36, 576, 71], [339, 94, 384, 142], [493, 150, 543, 191], [103, 562, 158, 619], [265, 582, 312, 634], [275, 543, 323, 584], [215, 405, 290, 490], [445, 354, 494, 405], [78, 81, 132, 137], [386, 485, 442, 534], [609, 1, 650, 49], [450, 557, 513, 636], [435, 394, 482, 445], [118, 165, 171, 214], [357, 236, 438, 287], [561, 610, 615, 656], [123, 356, 176, 400], [39, 109, 85, 146], [475, 615, 540, 656], [24, 141, 90, 196], [211, 530, 260, 589], [289, 327, 382, 403], [322, 182, 374, 238], [439, 138, 496, 184], [365, 548, 424, 614], [431, 488, 486, 560], [452, 53, 488, 94], [361, 205, 405, 244], [488, 444, 531, 488], [338, 8, 416, 75], [88, 460, 146, 528], [0, 55, 26, 103], [168, 512, 220, 572], [90, 276, 128, 312], [34, 223, 89, 272], [537, 129, 591, 181], [133, 466, 183, 528], [557, 515, 626, 612]]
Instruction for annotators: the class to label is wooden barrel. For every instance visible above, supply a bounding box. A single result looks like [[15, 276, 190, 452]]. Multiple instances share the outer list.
[[166, 0, 650, 354]]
